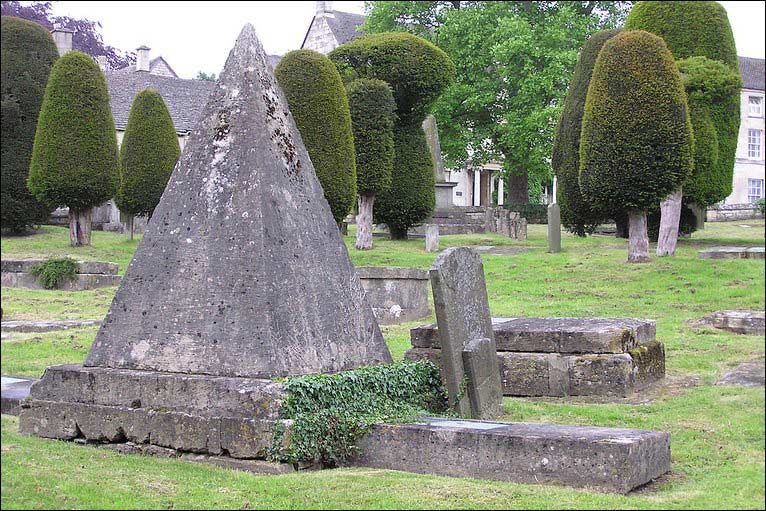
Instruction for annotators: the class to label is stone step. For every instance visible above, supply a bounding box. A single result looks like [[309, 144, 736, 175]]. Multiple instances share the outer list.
[[1, 319, 101, 333], [411, 317, 656, 354], [354, 417, 670, 493], [405, 341, 665, 397], [698, 246, 765, 259]]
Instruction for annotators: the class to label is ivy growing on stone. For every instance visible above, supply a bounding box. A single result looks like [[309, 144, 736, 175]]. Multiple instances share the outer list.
[[30, 256, 78, 289]]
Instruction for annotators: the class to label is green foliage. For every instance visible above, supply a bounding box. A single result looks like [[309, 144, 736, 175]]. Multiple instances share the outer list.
[[626, 2, 740, 208], [194, 71, 216, 82], [269, 360, 447, 466], [374, 124, 436, 238], [116, 90, 180, 217], [507, 203, 548, 225], [1, 16, 59, 233], [346, 79, 396, 196], [552, 29, 620, 236], [757, 198, 765, 214], [27, 51, 119, 212], [580, 30, 694, 213], [29, 256, 78, 289], [275, 50, 356, 223]]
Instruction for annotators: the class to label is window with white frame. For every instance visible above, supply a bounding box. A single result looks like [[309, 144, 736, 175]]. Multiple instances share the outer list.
[[747, 178, 764, 203], [748, 129, 763, 159], [749, 96, 763, 116]]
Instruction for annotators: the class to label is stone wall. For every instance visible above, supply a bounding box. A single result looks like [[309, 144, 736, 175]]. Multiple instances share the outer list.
[[1, 259, 121, 291], [706, 203, 765, 221]]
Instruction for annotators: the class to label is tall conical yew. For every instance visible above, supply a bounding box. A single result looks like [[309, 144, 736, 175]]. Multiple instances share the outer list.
[[28, 50, 119, 246], [1, 16, 59, 233], [116, 90, 181, 239]]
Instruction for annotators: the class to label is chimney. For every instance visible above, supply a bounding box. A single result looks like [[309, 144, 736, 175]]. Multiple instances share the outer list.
[[316, 1, 334, 17], [136, 45, 151, 72], [96, 56, 109, 72], [51, 24, 74, 56]]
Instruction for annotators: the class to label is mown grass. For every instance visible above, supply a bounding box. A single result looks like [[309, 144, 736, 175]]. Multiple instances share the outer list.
[[1, 220, 764, 509]]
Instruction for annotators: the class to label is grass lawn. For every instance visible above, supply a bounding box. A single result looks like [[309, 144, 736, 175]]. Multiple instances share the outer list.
[[1, 221, 764, 509]]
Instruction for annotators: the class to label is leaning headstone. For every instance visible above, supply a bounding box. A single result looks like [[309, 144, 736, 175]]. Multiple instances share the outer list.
[[547, 203, 561, 253], [425, 224, 439, 252], [430, 247, 502, 418]]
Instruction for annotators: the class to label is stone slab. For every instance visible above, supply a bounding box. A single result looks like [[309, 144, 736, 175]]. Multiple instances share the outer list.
[[411, 317, 656, 354], [405, 340, 665, 397], [354, 417, 671, 493], [462, 338, 503, 419], [715, 360, 765, 387], [698, 246, 765, 260], [355, 267, 430, 324], [694, 310, 765, 335], [1, 272, 121, 291], [1, 259, 118, 275], [1, 319, 101, 333], [1, 376, 38, 415]]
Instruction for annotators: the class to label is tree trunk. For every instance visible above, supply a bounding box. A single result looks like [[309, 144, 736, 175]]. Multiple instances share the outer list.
[[627, 209, 650, 263], [69, 208, 92, 247], [506, 170, 529, 205], [656, 187, 682, 257], [389, 225, 408, 240], [615, 212, 629, 239], [355, 194, 375, 250], [126, 214, 134, 241]]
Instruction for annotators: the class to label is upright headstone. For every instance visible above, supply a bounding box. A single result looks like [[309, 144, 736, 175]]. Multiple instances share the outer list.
[[425, 224, 439, 252], [547, 203, 561, 253], [430, 247, 502, 418]]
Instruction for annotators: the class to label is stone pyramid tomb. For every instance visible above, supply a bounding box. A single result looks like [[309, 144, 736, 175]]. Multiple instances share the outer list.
[[21, 24, 391, 457]]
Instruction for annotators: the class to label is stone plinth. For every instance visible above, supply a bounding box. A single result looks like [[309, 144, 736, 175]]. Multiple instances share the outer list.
[[698, 246, 765, 260], [356, 267, 430, 324], [1, 259, 121, 291], [354, 417, 671, 493]]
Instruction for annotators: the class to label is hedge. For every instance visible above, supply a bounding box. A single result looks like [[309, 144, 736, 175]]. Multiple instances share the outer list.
[[275, 49, 356, 223], [551, 29, 620, 236], [1, 16, 59, 233], [116, 90, 180, 217], [28, 50, 119, 212], [579, 30, 693, 213]]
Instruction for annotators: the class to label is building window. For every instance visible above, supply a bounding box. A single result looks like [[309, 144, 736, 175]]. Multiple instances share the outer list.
[[749, 96, 763, 116], [747, 179, 764, 203], [748, 129, 763, 159]]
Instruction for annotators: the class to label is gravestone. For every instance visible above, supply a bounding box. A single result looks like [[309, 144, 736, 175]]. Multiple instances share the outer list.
[[422, 115, 457, 208], [21, 24, 391, 452], [425, 224, 439, 252], [430, 247, 502, 418], [547, 203, 561, 253]]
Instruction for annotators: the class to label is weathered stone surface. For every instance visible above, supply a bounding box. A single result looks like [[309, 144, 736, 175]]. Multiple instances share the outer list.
[[405, 340, 665, 397], [698, 246, 765, 260], [354, 417, 671, 493], [694, 310, 765, 335], [355, 267, 430, 324], [1, 259, 118, 275], [425, 224, 439, 253], [85, 24, 391, 378], [411, 317, 656, 353], [1, 319, 101, 333], [430, 247, 496, 417], [1, 272, 121, 291], [715, 360, 765, 387], [462, 338, 503, 419], [547, 203, 561, 253], [1, 376, 38, 415]]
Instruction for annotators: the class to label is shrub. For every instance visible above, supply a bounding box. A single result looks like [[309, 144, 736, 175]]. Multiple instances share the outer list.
[[507, 203, 547, 225], [552, 29, 620, 237], [27, 50, 119, 244], [116, 90, 180, 219], [1, 16, 59, 233], [330, 33, 455, 237], [275, 49, 356, 224], [30, 256, 78, 289]]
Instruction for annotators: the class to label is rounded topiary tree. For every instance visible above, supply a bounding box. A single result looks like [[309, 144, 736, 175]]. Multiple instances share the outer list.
[[346, 78, 396, 250], [1, 16, 59, 234], [580, 30, 694, 263], [330, 32, 455, 239], [625, 1, 739, 256], [552, 28, 620, 237], [275, 49, 356, 226], [116, 89, 181, 240], [28, 50, 119, 246]]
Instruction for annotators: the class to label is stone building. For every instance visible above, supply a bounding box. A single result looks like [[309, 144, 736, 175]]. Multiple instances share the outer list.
[[301, 1, 365, 53]]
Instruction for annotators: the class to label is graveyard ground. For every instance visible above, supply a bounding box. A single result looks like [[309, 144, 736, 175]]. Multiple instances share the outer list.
[[1, 221, 764, 509]]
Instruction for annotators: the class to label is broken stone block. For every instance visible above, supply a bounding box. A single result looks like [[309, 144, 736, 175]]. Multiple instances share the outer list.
[[462, 338, 503, 419]]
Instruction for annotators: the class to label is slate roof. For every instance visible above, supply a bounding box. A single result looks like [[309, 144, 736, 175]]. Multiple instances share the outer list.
[[301, 10, 365, 49], [113, 56, 179, 78], [739, 56, 765, 91], [106, 71, 215, 134]]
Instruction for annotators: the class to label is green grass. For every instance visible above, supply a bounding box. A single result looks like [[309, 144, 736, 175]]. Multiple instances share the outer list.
[[1, 221, 764, 509]]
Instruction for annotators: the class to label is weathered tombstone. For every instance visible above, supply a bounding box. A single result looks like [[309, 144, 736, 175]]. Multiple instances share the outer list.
[[425, 224, 439, 252], [430, 247, 502, 418], [423, 114, 457, 208], [547, 203, 561, 253]]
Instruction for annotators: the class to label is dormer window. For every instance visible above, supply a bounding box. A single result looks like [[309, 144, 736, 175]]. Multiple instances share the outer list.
[[749, 96, 763, 117]]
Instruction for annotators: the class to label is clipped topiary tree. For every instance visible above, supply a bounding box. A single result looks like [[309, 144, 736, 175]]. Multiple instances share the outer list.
[[346, 78, 396, 250], [116, 89, 180, 240], [552, 28, 620, 237], [330, 32, 455, 239], [625, 1, 740, 256], [1, 16, 59, 234], [28, 50, 119, 247], [580, 30, 694, 263], [275, 49, 356, 226]]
